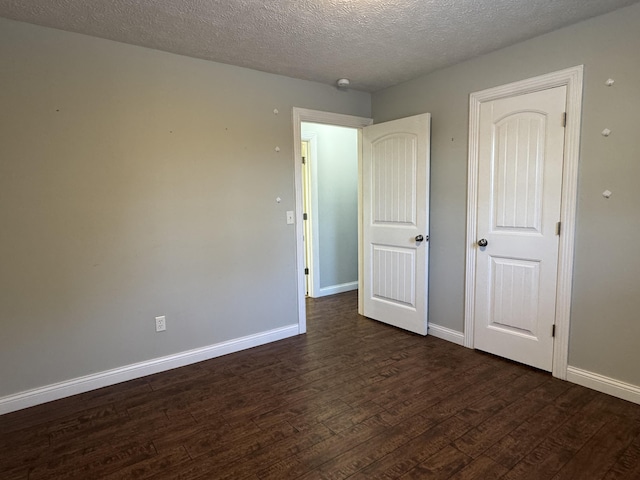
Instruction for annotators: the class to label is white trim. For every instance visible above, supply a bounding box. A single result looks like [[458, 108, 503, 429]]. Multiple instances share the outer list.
[[428, 324, 465, 346], [464, 66, 584, 380], [301, 132, 320, 298], [0, 324, 298, 415], [293, 108, 372, 333], [567, 366, 640, 405], [357, 128, 365, 316], [318, 281, 358, 297]]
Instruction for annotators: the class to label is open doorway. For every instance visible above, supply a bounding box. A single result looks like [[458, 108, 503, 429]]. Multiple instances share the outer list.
[[293, 109, 372, 333], [294, 108, 431, 336], [293, 108, 431, 335], [301, 122, 359, 299]]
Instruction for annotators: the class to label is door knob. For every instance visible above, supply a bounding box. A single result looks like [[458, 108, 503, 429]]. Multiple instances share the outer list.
[[415, 235, 424, 242], [478, 238, 488, 247]]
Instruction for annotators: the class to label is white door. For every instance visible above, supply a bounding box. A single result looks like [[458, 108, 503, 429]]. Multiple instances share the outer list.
[[474, 86, 567, 371], [362, 114, 430, 335]]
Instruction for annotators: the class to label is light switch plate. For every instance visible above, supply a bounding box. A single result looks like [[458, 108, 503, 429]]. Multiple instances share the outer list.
[[286, 211, 295, 225]]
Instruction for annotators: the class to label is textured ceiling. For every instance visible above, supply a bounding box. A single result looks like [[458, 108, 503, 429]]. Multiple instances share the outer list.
[[1, 0, 638, 92]]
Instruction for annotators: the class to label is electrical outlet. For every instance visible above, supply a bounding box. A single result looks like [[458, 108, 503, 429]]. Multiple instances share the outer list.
[[155, 315, 166, 332]]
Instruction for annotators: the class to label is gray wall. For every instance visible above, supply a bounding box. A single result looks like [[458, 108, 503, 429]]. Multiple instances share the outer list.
[[301, 123, 358, 291], [372, 3, 640, 386], [0, 18, 370, 398]]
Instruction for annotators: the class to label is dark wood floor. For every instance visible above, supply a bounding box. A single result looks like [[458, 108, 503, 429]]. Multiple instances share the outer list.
[[2, 291, 640, 479]]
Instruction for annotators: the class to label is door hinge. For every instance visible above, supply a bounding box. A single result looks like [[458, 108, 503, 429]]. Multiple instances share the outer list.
[[304, 268, 309, 275], [552, 324, 556, 337], [302, 156, 306, 164], [562, 112, 567, 127], [303, 213, 308, 220], [556, 221, 561, 236]]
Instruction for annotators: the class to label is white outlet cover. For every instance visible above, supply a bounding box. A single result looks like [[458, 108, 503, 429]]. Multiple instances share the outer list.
[[155, 315, 166, 332]]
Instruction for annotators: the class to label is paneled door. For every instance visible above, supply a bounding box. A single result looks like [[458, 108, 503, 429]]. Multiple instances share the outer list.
[[362, 114, 430, 335], [474, 86, 567, 371]]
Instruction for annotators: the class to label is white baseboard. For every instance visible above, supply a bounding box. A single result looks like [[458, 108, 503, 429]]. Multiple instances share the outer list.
[[0, 324, 299, 415], [567, 366, 640, 405], [316, 281, 358, 297], [428, 323, 465, 346]]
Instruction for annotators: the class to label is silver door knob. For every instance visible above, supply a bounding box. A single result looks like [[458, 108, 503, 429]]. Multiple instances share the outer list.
[[415, 235, 424, 242], [478, 238, 488, 247]]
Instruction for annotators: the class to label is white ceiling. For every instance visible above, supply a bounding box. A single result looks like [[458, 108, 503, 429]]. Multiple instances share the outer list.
[[1, 0, 638, 92]]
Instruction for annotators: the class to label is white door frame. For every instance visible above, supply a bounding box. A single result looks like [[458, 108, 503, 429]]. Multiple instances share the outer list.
[[464, 66, 583, 380], [301, 133, 319, 298], [293, 108, 372, 334]]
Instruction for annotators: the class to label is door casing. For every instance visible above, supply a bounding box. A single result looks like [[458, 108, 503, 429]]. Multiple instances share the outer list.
[[293, 108, 373, 334], [464, 66, 584, 380], [301, 135, 318, 298]]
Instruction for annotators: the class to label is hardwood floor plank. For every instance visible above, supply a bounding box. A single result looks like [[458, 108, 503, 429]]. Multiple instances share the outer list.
[[400, 444, 472, 479], [453, 395, 547, 459], [500, 438, 576, 480], [251, 396, 351, 430], [101, 446, 192, 480], [46, 404, 123, 443], [553, 383, 599, 412], [321, 400, 386, 434], [454, 394, 512, 428], [350, 416, 473, 479], [500, 394, 620, 480], [29, 441, 157, 480], [257, 416, 389, 479], [309, 413, 438, 479], [209, 422, 335, 480], [602, 432, 640, 480], [0, 466, 30, 480], [449, 370, 559, 428], [552, 400, 617, 451], [0, 437, 51, 473], [446, 454, 509, 480], [122, 411, 202, 453], [378, 363, 496, 427], [419, 366, 523, 425], [484, 403, 574, 468], [182, 419, 293, 460], [524, 376, 572, 403], [552, 417, 640, 479]]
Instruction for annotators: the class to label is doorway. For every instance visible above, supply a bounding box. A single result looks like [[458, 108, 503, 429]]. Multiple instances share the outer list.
[[293, 109, 372, 333], [471, 85, 566, 371], [301, 123, 359, 299], [464, 66, 584, 379], [294, 108, 432, 337]]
